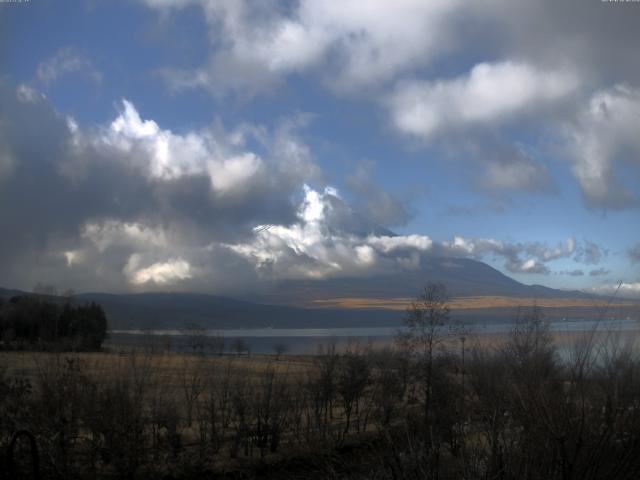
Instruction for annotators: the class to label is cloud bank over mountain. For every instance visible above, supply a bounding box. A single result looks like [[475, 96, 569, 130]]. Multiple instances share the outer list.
[[0, 82, 618, 294], [1, 0, 639, 296]]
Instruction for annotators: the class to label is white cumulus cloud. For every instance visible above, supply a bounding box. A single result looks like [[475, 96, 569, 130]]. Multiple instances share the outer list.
[[82, 221, 168, 253], [589, 282, 640, 299], [389, 61, 578, 139], [36, 47, 102, 86], [144, 0, 466, 92], [101, 100, 264, 196], [125, 255, 192, 285], [228, 185, 434, 279], [565, 85, 640, 209]]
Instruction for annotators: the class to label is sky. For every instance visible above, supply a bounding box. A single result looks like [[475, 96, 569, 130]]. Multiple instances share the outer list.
[[0, 0, 639, 298]]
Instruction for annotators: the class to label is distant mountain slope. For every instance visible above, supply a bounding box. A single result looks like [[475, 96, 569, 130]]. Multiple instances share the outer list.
[[0, 287, 28, 299], [256, 256, 590, 306], [2, 255, 627, 330], [73, 292, 399, 330]]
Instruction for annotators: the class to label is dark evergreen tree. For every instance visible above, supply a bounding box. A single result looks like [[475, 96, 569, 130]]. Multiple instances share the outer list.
[[0, 295, 108, 350]]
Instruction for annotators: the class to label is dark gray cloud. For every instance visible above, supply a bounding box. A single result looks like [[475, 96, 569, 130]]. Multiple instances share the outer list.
[[561, 269, 585, 277], [477, 144, 556, 196], [574, 241, 604, 265], [0, 78, 436, 293], [0, 79, 319, 292], [345, 162, 412, 228], [628, 243, 640, 264], [142, 1, 640, 93], [443, 202, 507, 217], [432, 236, 577, 276], [589, 268, 611, 277], [432, 136, 558, 201], [495, 1, 640, 87]]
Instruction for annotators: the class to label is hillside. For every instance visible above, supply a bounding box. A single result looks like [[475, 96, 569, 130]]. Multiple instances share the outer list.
[[3, 254, 633, 330], [256, 256, 591, 306]]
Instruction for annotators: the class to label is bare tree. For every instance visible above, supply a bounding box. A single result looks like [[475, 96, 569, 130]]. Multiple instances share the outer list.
[[210, 332, 225, 356], [232, 338, 250, 356], [272, 342, 288, 360], [183, 322, 207, 354], [338, 342, 371, 434], [251, 367, 290, 457], [396, 283, 454, 447], [179, 356, 207, 427], [371, 348, 409, 429], [201, 359, 235, 453]]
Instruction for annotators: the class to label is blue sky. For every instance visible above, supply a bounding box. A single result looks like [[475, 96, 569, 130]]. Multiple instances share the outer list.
[[1, 0, 639, 297]]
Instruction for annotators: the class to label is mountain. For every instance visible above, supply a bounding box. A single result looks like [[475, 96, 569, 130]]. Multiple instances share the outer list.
[[2, 287, 393, 329], [72, 292, 398, 330], [0, 287, 26, 299], [255, 256, 590, 306], [2, 256, 633, 330]]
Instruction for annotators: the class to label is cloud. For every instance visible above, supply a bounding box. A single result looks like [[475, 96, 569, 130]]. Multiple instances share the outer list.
[[476, 143, 556, 195], [96, 100, 271, 198], [443, 202, 507, 217], [124, 255, 192, 285], [36, 47, 102, 86], [588, 282, 640, 299], [0, 79, 318, 291], [573, 240, 604, 265], [230, 192, 603, 281], [388, 61, 577, 139], [228, 185, 432, 280], [0, 75, 623, 294], [629, 243, 640, 264], [527, 238, 577, 262], [480, 156, 551, 194], [560, 269, 585, 277], [345, 162, 412, 227], [494, 1, 640, 88], [516, 259, 550, 275], [565, 85, 640, 209], [589, 268, 610, 277], [438, 235, 577, 275], [15, 85, 44, 103], [82, 221, 168, 253], [144, 0, 467, 94], [386, 62, 573, 199], [0, 79, 466, 292], [142, 0, 640, 96], [0, 133, 14, 180], [139, 0, 640, 210], [85, 98, 318, 207], [230, 189, 585, 281], [366, 235, 432, 254]]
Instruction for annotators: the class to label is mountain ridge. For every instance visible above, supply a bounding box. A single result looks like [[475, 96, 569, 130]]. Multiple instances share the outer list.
[[2, 255, 628, 330]]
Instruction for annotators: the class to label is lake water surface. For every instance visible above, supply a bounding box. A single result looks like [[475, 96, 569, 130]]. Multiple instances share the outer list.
[[107, 318, 640, 354]]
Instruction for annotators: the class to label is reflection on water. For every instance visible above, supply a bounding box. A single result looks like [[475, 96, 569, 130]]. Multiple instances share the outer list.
[[106, 318, 640, 355]]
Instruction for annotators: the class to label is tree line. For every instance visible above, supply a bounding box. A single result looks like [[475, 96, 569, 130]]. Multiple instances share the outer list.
[[0, 295, 108, 351]]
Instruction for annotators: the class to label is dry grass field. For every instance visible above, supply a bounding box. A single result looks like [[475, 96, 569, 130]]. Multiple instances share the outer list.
[[0, 350, 311, 385], [3, 309, 640, 479], [312, 295, 640, 311]]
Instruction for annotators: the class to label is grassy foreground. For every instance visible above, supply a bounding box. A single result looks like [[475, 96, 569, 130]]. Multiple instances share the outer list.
[[2, 314, 640, 479]]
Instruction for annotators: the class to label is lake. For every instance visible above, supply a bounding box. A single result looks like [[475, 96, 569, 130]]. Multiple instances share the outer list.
[[106, 318, 640, 355]]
